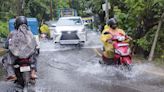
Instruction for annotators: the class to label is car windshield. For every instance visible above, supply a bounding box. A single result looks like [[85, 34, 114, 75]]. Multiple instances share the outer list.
[[57, 18, 82, 26]]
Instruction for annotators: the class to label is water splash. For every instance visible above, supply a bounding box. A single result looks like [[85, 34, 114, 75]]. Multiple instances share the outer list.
[[76, 61, 162, 81], [35, 87, 52, 92]]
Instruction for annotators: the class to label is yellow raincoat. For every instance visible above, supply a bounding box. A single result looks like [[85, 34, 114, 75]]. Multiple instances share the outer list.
[[40, 24, 50, 37], [100, 25, 127, 58]]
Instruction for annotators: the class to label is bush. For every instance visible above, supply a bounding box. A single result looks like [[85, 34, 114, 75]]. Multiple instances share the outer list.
[[0, 21, 9, 38]]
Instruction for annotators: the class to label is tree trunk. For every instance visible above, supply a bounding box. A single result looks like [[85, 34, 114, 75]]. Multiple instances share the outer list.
[[50, 0, 53, 20], [16, 0, 21, 16], [148, 13, 164, 61]]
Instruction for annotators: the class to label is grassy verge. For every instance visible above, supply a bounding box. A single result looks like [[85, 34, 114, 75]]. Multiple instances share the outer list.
[[153, 58, 164, 68], [133, 54, 164, 68], [132, 54, 147, 63]]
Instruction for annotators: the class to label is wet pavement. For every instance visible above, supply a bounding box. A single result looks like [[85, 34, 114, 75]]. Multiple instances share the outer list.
[[0, 31, 164, 92], [35, 49, 164, 92]]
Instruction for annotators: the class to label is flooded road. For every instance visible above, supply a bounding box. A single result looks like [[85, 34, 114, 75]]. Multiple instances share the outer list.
[[0, 31, 164, 92], [35, 48, 164, 92]]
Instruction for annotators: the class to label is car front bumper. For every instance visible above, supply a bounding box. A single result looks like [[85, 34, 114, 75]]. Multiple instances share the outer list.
[[54, 31, 86, 44]]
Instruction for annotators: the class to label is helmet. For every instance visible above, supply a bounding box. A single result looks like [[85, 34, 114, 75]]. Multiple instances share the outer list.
[[15, 16, 27, 29], [107, 18, 117, 29]]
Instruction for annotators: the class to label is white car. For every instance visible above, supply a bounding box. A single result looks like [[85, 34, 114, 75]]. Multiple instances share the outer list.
[[53, 16, 87, 44]]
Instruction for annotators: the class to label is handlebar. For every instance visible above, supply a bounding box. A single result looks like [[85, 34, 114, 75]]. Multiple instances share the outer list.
[[112, 35, 126, 41], [107, 35, 132, 43]]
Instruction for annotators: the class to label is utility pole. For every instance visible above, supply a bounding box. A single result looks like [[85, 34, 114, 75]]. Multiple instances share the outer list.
[[17, 0, 21, 16], [17, 0, 24, 16], [105, 0, 109, 24], [148, 13, 164, 61]]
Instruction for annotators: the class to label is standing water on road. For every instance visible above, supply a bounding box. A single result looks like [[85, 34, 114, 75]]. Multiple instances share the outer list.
[[1, 31, 164, 92]]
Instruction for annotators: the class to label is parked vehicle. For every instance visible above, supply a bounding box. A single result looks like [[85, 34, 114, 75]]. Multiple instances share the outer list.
[[53, 16, 87, 45], [9, 18, 40, 55]]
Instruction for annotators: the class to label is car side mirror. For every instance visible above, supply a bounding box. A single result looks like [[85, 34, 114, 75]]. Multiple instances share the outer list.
[[51, 24, 56, 27]]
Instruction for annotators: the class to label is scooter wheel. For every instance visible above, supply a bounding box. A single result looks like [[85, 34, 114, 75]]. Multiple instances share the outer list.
[[125, 64, 132, 71], [99, 60, 105, 64]]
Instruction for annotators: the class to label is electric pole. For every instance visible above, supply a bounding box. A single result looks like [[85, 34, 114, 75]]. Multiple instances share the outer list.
[[17, 0, 25, 16], [17, 0, 21, 16], [148, 13, 164, 61]]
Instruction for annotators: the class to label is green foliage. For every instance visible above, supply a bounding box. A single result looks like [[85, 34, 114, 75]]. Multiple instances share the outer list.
[[136, 32, 153, 51], [57, 0, 70, 9], [0, 0, 163, 59], [0, 21, 9, 38], [112, 0, 164, 58]]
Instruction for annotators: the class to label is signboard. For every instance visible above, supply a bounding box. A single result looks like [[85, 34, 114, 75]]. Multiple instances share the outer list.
[[59, 9, 77, 17], [102, 3, 111, 11], [82, 17, 94, 24], [61, 9, 74, 17]]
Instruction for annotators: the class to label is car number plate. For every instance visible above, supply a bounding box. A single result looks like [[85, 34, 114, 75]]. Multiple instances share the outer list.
[[20, 66, 31, 72], [60, 40, 79, 44]]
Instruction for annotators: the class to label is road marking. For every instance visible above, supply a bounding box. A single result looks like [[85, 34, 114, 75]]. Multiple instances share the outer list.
[[92, 48, 164, 77]]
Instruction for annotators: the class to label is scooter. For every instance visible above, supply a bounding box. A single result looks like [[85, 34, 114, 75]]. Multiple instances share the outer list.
[[13, 58, 36, 92], [110, 34, 132, 70], [100, 32, 132, 70]]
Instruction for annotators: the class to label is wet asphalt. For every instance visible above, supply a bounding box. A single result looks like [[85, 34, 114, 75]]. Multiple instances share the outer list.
[[0, 31, 164, 92]]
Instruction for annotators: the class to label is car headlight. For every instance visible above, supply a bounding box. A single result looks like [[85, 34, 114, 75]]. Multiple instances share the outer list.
[[53, 29, 57, 33], [78, 28, 85, 33], [54, 29, 61, 34]]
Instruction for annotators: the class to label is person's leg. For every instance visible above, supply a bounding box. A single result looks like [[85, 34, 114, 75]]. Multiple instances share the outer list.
[[102, 54, 114, 65], [4, 52, 17, 80], [101, 50, 115, 65], [30, 53, 37, 79]]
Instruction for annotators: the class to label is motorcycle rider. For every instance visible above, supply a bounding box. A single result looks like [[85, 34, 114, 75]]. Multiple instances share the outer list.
[[40, 20, 50, 39], [2, 16, 37, 81], [100, 18, 130, 64]]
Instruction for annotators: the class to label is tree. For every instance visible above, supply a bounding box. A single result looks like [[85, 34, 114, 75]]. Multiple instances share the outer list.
[[112, 0, 164, 59]]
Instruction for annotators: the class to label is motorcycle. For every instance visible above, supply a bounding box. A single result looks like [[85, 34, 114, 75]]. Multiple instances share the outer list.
[[100, 32, 132, 70], [13, 58, 36, 92]]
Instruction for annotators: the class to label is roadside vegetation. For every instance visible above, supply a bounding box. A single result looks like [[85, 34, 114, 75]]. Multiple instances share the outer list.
[[0, 0, 164, 62]]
